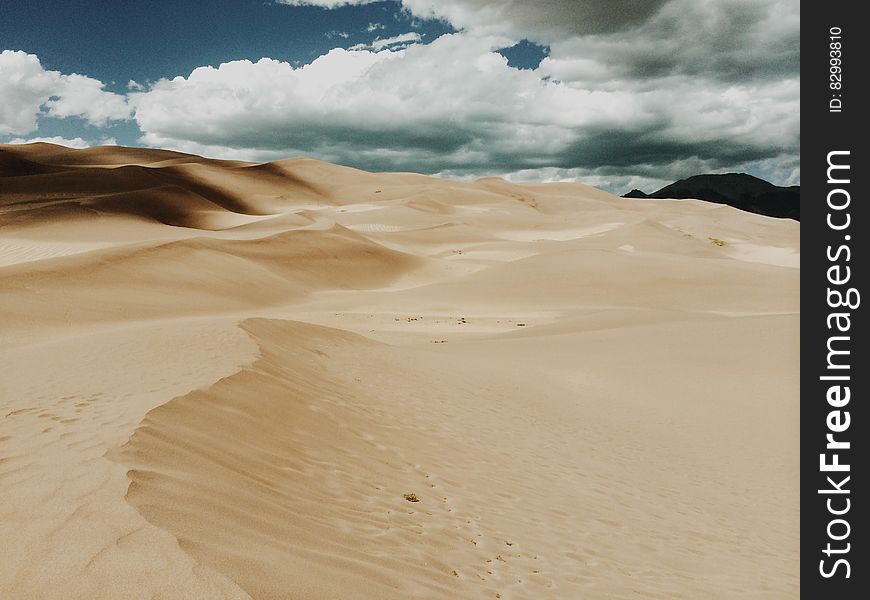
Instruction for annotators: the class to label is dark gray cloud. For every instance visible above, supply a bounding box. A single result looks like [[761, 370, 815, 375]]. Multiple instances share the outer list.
[[401, 0, 671, 37], [542, 0, 799, 85]]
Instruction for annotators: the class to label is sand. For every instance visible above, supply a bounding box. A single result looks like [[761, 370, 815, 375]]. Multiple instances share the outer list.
[[0, 143, 799, 599]]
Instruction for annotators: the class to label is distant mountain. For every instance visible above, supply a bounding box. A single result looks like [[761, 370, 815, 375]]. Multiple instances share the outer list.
[[622, 173, 799, 220]]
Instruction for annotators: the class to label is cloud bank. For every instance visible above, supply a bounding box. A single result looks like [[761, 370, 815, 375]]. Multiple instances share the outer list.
[[2, 0, 799, 190]]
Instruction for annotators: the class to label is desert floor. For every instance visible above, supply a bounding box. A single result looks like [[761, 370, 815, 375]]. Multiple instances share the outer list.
[[0, 143, 799, 599]]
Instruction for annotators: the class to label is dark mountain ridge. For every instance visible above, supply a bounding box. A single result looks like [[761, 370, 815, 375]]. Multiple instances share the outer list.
[[623, 173, 799, 220]]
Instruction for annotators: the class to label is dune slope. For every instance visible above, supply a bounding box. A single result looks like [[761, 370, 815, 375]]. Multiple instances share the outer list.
[[0, 143, 799, 599]]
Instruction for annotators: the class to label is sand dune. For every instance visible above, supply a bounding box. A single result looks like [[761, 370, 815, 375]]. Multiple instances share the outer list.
[[0, 143, 799, 599]]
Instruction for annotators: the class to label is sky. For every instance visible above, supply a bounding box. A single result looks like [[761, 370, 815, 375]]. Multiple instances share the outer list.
[[1, 0, 799, 193]]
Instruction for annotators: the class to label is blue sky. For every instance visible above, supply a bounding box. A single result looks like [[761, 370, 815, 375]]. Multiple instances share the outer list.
[[1, 1, 462, 91], [1, 0, 799, 192]]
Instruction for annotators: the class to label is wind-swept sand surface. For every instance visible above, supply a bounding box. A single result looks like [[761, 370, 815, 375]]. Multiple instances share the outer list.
[[1, 143, 799, 599]]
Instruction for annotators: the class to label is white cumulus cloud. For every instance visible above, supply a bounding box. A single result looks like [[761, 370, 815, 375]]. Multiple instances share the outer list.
[[126, 30, 798, 188], [0, 50, 131, 136]]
